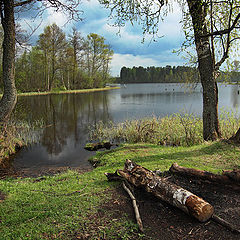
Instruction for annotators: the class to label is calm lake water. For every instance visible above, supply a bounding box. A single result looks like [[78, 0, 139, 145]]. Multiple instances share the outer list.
[[12, 83, 240, 172]]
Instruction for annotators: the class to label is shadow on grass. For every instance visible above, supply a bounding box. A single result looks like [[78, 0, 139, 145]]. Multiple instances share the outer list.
[[95, 141, 239, 172]]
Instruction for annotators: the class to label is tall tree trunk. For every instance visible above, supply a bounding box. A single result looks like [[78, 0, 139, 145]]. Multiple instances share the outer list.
[[0, 0, 17, 122], [187, 0, 220, 140]]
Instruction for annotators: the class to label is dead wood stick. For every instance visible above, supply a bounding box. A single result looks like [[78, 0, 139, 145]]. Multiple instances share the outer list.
[[212, 214, 240, 234], [122, 181, 144, 232]]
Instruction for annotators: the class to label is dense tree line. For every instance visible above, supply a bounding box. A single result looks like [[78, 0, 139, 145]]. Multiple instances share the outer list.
[[120, 65, 198, 83], [10, 24, 114, 93], [119, 65, 240, 84]]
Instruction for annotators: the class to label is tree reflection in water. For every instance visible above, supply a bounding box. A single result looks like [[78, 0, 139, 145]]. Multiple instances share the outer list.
[[13, 92, 112, 169]]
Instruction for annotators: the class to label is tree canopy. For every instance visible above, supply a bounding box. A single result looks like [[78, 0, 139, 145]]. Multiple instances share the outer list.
[[10, 24, 114, 92]]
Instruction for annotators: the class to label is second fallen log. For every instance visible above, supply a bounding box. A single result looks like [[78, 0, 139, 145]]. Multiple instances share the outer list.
[[118, 160, 214, 222]]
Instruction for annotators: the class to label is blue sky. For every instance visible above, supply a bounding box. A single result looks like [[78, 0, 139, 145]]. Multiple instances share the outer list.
[[18, 0, 185, 76]]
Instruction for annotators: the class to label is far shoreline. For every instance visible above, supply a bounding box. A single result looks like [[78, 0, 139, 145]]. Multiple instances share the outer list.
[[15, 86, 120, 97]]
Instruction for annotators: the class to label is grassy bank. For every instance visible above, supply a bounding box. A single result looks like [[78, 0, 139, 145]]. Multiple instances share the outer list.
[[0, 123, 23, 169], [0, 141, 239, 239], [16, 87, 120, 97]]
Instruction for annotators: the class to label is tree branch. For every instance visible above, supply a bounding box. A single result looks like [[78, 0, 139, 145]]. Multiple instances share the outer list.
[[122, 181, 144, 232], [202, 13, 240, 37], [14, 0, 38, 7]]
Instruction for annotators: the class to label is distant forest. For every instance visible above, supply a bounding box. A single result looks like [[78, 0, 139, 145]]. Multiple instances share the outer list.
[[119, 66, 240, 83]]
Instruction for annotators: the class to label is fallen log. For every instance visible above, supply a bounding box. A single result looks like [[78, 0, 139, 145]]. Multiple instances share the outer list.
[[170, 163, 240, 185], [222, 169, 240, 183], [117, 159, 214, 222]]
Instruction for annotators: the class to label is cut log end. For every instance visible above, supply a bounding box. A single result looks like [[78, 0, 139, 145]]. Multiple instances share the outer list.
[[186, 195, 214, 222]]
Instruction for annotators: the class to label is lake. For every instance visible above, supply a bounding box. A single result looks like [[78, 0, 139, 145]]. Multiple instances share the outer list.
[[12, 83, 240, 173]]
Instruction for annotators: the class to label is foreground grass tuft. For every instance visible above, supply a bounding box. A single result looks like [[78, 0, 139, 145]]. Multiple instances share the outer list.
[[1, 141, 240, 239]]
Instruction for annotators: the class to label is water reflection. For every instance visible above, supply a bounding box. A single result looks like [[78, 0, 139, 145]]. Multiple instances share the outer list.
[[14, 92, 111, 170], [12, 83, 240, 171]]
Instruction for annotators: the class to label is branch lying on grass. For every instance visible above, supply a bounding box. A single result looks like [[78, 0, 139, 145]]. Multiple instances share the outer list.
[[122, 181, 144, 232]]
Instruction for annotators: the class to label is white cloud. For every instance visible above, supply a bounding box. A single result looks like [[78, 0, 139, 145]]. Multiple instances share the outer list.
[[46, 9, 69, 27]]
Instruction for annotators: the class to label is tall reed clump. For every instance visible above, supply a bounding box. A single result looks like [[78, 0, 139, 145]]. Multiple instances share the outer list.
[[90, 112, 240, 146], [0, 120, 43, 167]]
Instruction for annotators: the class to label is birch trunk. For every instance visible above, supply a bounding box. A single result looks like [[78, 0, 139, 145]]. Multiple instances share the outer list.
[[187, 0, 221, 140]]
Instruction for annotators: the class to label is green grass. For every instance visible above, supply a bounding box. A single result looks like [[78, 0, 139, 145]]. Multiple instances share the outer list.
[[16, 87, 120, 97], [91, 141, 240, 173], [0, 141, 239, 239]]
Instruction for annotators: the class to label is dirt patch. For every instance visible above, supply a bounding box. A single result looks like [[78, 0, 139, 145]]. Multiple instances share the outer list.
[[78, 175, 240, 240], [0, 166, 92, 179], [0, 191, 6, 203]]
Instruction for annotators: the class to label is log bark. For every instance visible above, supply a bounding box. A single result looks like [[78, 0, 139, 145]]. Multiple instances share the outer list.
[[222, 169, 240, 183], [117, 160, 214, 222], [170, 163, 240, 185]]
